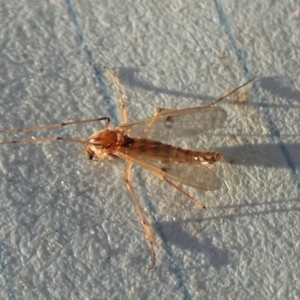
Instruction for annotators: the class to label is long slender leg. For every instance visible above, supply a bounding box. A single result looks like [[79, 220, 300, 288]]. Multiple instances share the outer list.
[[106, 69, 156, 268], [124, 162, 156, 270], [155, 79, 255, 114], [163, 177, 206, 209], [105, 67, 128, 124], [0, 118, 111, 147], [142, 78, 255, 138], [142, 108, 174, 137], [0, 117, 110, 135], [0, 136, 90, 146], [200, 77, 255, 108]]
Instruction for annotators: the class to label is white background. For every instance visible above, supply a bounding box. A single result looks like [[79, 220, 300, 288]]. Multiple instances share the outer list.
[[0, 0, 299, 299]]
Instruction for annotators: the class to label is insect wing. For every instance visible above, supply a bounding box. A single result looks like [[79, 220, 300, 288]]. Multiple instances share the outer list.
[[116, 150, 221, 190], [118, 107, 227, 142]]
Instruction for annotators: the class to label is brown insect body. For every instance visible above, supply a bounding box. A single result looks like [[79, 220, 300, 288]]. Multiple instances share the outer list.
[[86, 129, 222, 166]]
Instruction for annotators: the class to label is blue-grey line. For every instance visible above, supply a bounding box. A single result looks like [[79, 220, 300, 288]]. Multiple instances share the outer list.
[[64, 1, 190, 297], [0, 245, 17, 300], [65, 0, 119, 124], [213, 0, 300, 188]]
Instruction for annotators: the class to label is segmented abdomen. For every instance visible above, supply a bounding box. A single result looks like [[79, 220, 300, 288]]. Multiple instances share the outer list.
[[118, 138, 221, 165]]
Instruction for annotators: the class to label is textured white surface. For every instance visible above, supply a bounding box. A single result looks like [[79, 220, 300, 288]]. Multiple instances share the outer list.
[[0, 0, 300, 299]]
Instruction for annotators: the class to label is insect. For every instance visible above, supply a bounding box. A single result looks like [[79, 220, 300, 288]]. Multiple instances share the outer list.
[[0, 69, 254, 269]]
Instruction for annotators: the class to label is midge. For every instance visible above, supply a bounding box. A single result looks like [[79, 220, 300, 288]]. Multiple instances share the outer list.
[[0, 69, 254, 269]]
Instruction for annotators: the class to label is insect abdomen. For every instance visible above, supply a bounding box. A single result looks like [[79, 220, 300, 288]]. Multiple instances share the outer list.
[[123, 139, 221, 165]]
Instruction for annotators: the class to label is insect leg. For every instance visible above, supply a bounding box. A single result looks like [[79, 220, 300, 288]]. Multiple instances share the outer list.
[[105, 67, 128, 124], [142, 108, 176, 138], [124, 161, 156, 270], [0, 117, 110, 135], [0, 118, 110, 146], [163, 177, 206, 209], [142, 77, 255, 138], [201, 77, 256, 108], [0, 136, 91, 146]]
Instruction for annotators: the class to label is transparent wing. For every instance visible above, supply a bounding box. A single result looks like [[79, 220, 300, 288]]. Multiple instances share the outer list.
[[118, 107, 227, 141], [115, 150, 221, 190]]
